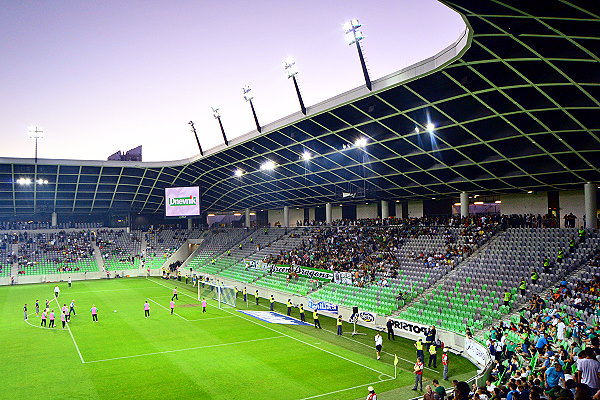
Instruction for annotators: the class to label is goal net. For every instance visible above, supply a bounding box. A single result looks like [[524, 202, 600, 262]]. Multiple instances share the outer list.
[[197, 281, 236, 309]]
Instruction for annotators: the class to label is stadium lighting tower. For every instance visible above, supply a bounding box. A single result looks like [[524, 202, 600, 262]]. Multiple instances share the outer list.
[[243, 85, 261, 133], [212, 107, 228, 146], [344, 18, 372, 91], [28, 125, 44, 163], [283, 57, 307, 115], [188, 121, 203, 156]]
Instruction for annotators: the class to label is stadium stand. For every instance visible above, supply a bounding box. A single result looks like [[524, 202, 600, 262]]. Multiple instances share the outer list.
[[96, 229, 142, 271]]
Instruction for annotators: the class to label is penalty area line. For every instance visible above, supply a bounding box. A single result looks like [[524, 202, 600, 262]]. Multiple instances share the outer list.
[[85, 335, 285, 363], [298, 377, 396, 400]]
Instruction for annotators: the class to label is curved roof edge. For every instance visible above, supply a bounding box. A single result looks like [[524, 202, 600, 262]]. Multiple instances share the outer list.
[[0, 19, 471, 169]]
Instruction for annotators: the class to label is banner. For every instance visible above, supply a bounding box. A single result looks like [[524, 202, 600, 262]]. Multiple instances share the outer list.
[[244, 260, 334, 281], [465, 337, 491, 368], [388, 318, 429, 340], [307, 299, 338, 313]]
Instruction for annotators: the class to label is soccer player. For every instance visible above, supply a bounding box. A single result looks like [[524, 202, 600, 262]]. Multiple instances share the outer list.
[[269, 295, 275, 311], [41, 310, 47, 326], [62, 304, 69, 322], [68, 277, 72, 288], [170, 300, 175, 315], [171, 287, 178, 301], [35, 300, 39, 316], [54, 285, 60, 298], [255, 290, 259, 306], [60, 311, 67, 329], [45, 299, 50, 312], [144, 301, 150, 317], [299, 304, 305, 322], [202, 298, 207, 313], [313, 310, 321, 329], [23, 304, 28, 320], [412, 357, 424, 391], [91, 305, 98, 322], [337, 315, 343, 335], [49, 310, 56, 328], [69, 300, 76, 317], [375, 332, 383, 360], [286, 299, 292, 316]]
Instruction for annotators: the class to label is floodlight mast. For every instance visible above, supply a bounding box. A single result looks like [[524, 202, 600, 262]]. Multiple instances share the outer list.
[[212, 107, 228, 146], [283, 58, 307, 115], [28, 125, 44, 164], [243, 85, 261, 133], [345, 19, 372, 91], [188, 121, 203, 156]]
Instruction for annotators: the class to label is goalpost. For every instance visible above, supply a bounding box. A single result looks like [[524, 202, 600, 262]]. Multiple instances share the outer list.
[[197, 281, 236, 309]]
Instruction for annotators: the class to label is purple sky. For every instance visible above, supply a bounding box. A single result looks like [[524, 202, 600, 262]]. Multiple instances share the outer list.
[[0, 0, 465, 162]]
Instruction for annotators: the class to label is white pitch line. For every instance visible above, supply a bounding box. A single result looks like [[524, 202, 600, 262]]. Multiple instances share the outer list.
[[146, 298, 188, 321], [54, 297, 85, 364], [298, 377, 396, 400], [147, 278, 394, 379], [67, 287, 164, 294], [85, 335, 285, 363], [23, 312, 66, 330], [185, 316, 237, 322]]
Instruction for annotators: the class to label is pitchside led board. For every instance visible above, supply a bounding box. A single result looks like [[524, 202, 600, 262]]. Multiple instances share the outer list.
[[164, 186, 200, 217]]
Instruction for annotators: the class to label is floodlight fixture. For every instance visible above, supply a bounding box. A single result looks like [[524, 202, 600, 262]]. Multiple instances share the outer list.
[[233, 213, 242, 216], [242, 85, 253, 102], [527, 190, 534, 194], [260, 160, 276, 171], [355, 137, 367, 148], [302, 151, 311, 161], [234, 168, 245, 177], [36, 178, 48, 185], [474, 201, 484, 205], [495, 200, 502, 204], [207, 213, 216, 217], [415, 127, 420, 133], [17, 178, 32, 186], [344, 18, 371, 90], [426, 122, 435, 133]]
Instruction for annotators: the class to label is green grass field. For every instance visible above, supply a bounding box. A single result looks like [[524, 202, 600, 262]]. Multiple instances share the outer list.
[[1, 277, 477, 399]]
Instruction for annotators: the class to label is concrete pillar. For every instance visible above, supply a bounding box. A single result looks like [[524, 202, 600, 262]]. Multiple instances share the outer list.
[[381, 200, 389, 219], [283, 206, 290, 228], [584, 183, 597, 229], [187, 218, 193, 230], [460, 192, 469, 218], [325, 203, 332, 225], [245, 208, 251, 228], [51, 211, 57, 227]]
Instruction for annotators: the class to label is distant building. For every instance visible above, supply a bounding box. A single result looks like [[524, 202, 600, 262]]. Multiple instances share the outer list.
[[107, 145, 142, 161]]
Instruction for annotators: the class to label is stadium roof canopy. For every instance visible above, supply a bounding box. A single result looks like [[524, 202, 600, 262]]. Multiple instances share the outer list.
[[0, 0, 599, 216]]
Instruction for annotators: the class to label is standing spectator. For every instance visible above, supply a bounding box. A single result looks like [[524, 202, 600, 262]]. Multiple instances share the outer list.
[[576, 349, 600, 394], [545, 362, 565, 390], [386, 318, 395, 340], [313, 310, 321, 329], [270, 295, 275, 311], [337, 315, 343, 336], [423, 385, 436, 400], [299, 304, 305, 322], [412, 357, 424, 391], [433, 379, 446, 400]]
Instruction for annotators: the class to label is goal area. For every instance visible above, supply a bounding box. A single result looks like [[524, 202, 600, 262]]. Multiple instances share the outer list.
[[197, 281, 236, 309]]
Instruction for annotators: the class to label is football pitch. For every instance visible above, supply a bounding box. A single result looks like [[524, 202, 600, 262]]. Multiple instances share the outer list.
[[1, 277, 477, 399]]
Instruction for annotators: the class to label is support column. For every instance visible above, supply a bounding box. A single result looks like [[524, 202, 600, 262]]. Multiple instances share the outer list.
[[584, 183, 597, 229], [245, 208, 251, 228], [283, 206, 290, 228], [51, 211, 57, 227], [381, 200, 389, 219], [325, 203, 332, 225], [460, 192, 469, 219], [187, 218, 193, 230]]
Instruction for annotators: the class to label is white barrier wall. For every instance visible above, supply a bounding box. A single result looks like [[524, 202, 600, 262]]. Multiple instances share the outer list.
[[268, 209, 283, 226], [408, 201, 423, 218], [289, 208, 304, 225], [559, 190, 585, 227], [332, 206, 342, 221], [356, 203, 378, 219], [500, 192, 548, 216]]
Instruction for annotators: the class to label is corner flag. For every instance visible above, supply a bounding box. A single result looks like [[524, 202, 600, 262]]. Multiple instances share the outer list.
[[394, 354, 399, 379], [394, 354, 398, 366]]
